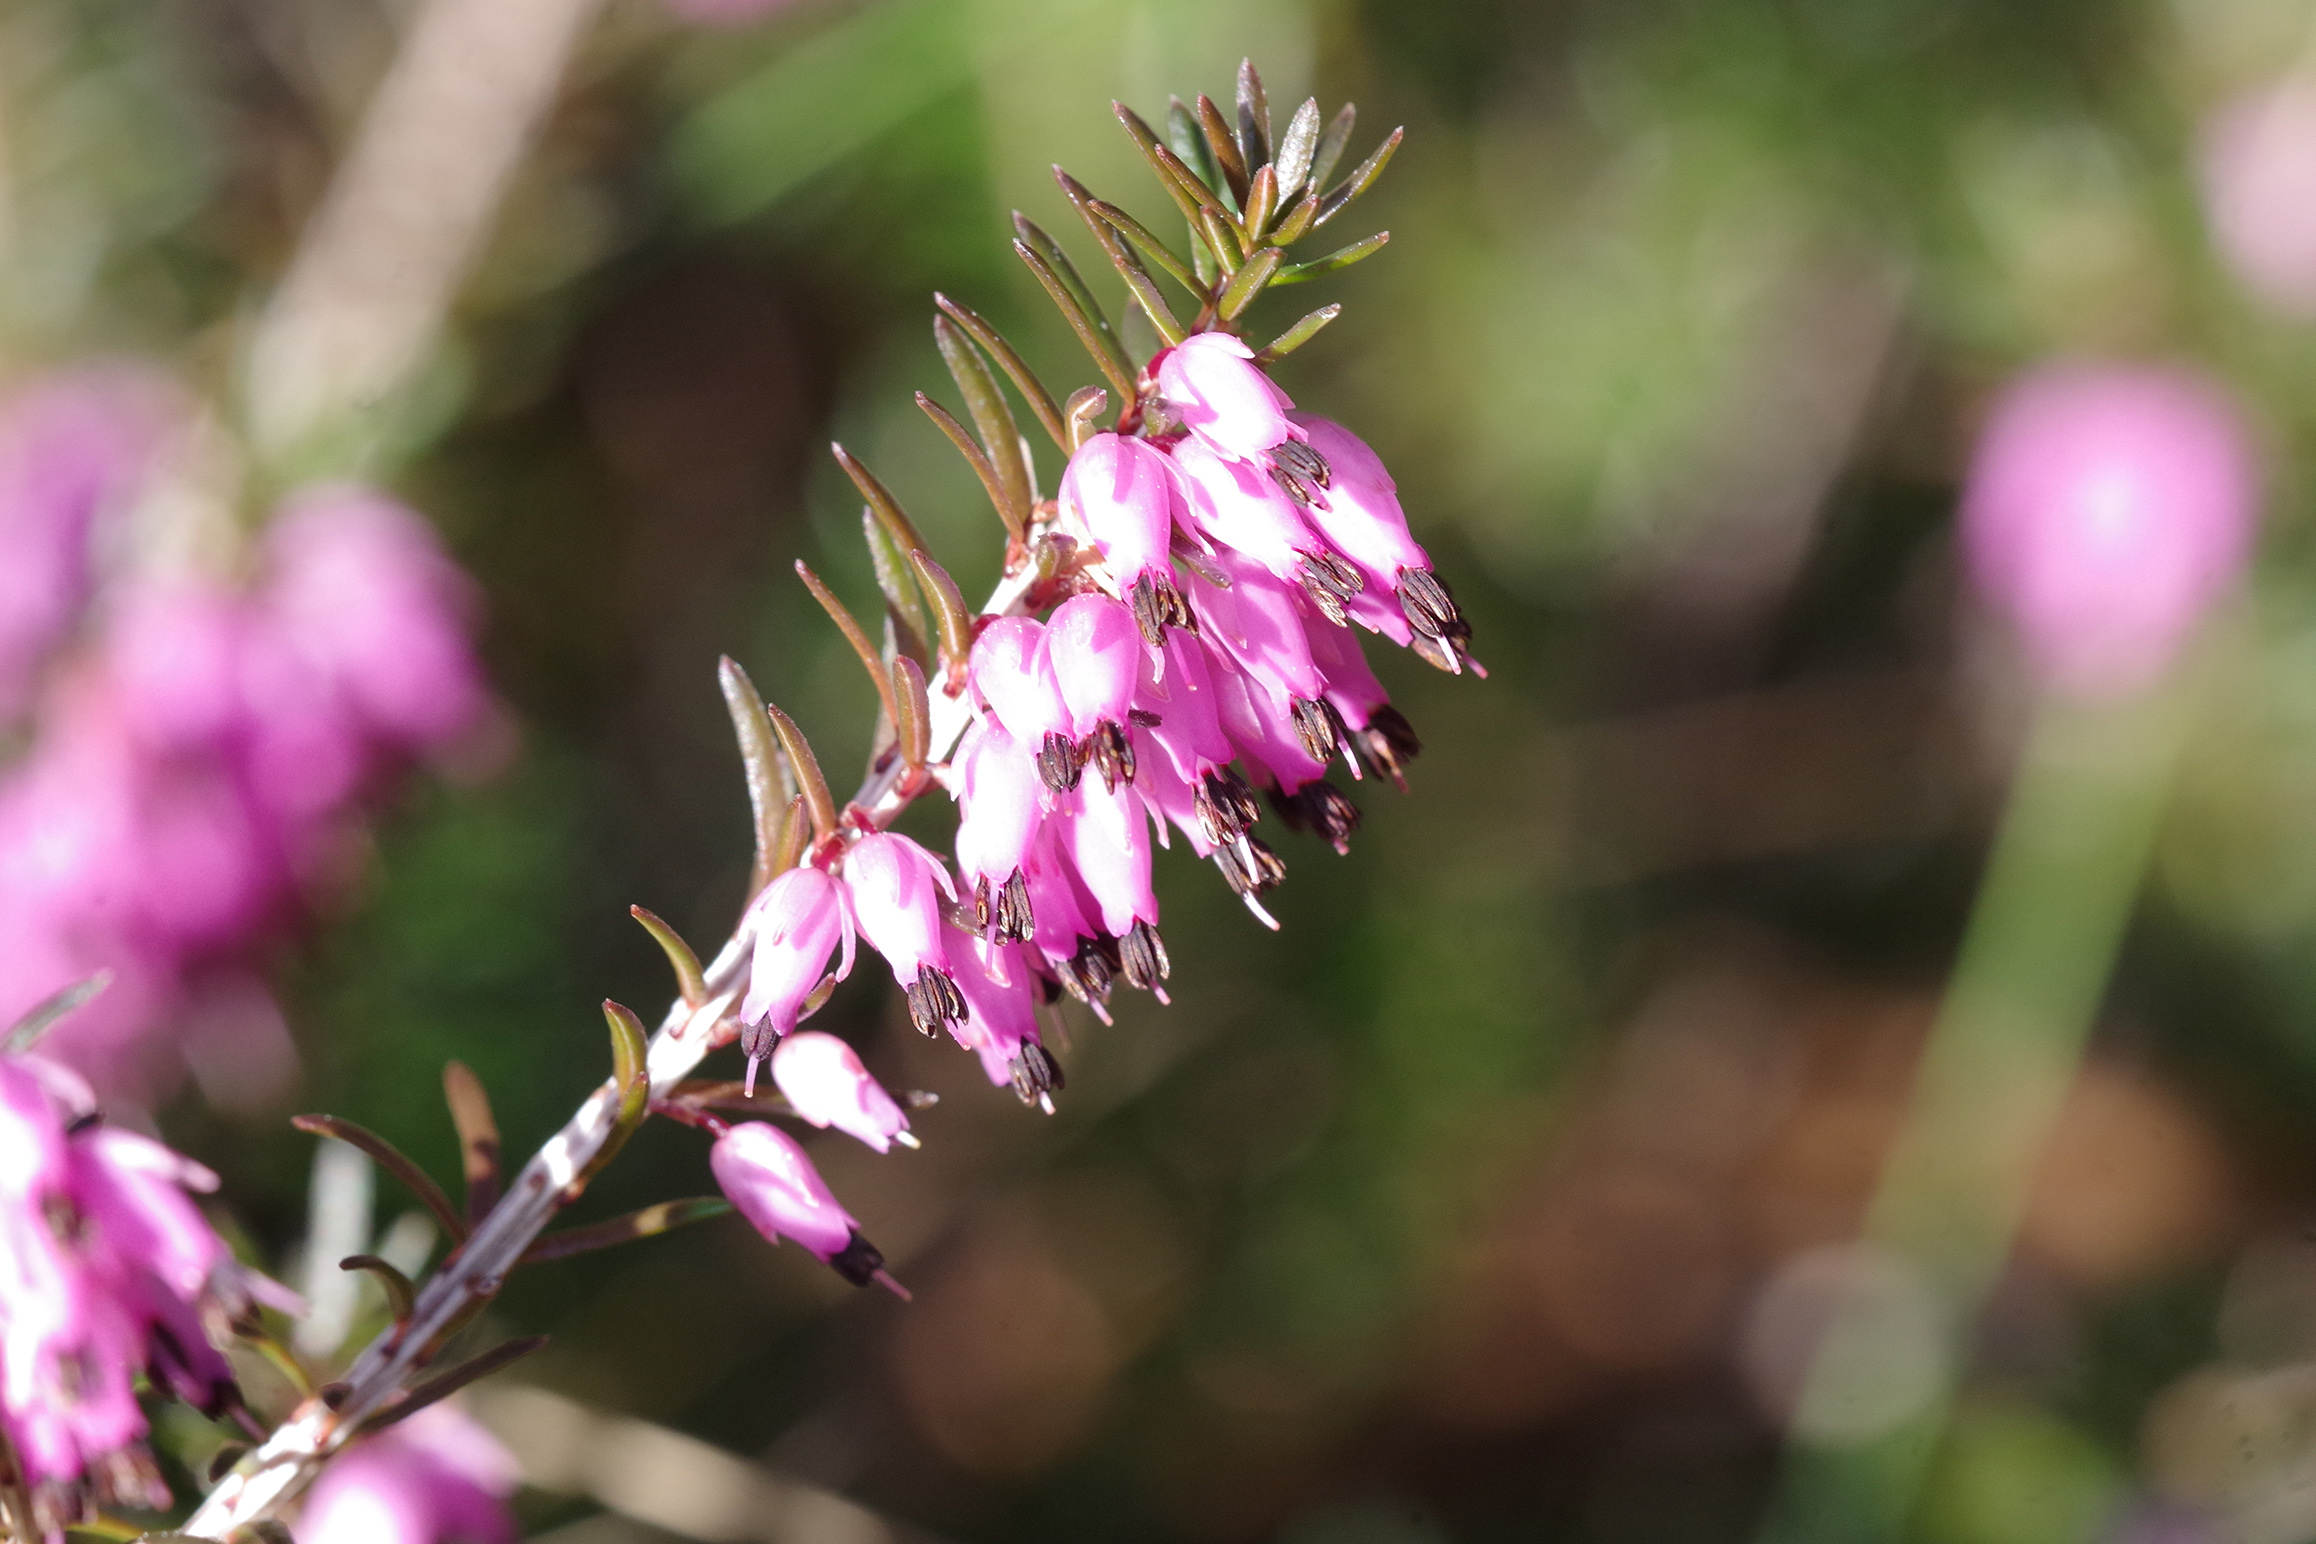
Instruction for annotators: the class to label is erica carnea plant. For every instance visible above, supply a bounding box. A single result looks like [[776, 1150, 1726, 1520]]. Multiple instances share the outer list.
[[0, 60, 1473, 1542]]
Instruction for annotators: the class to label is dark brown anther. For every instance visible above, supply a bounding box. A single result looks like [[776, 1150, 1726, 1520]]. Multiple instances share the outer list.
[[1354, 705, 1423, 791], [1214, 835, 1287, 897], [1087, 720, 1137, 791], [738, 1016, 778, 1068], [826, 1229, 890, 1288], [1293, 551, 1364, 626], [1055, 936, 1118, 1008], [996, 868, 1036, 943], [1128, 707, 1164, 728], [902, 969, 967, 1037], [1033, 970, 1066, 1006], [1290, 696, 1351, 765], [970, 874, 993, 933], [1120, 920, 1171, 990], [1037, 730, 1085, 792], [1396, 567, 1473, 671], [1271, 780, 1363, 855], [1129, 570, 1194, 646], [1271, 439, 1332, 505], [1010, 1042, 1065, 1108], [1195, 766, 1262, 845]]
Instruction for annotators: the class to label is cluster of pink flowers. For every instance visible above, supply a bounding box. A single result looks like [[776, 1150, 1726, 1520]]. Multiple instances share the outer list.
[[0, 367, 488, 1105], [0, 1050, 252, 1533], [710, 331, 1468, 1281]]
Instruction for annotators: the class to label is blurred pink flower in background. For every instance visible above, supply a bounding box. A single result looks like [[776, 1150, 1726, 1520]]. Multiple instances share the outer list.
[[2201, 78, 2316, 317], [1961, 363, 2258, 698], [0, 368, 180, 723], [0, 380, 493, 1108], [294, 1403, 519, 1544]]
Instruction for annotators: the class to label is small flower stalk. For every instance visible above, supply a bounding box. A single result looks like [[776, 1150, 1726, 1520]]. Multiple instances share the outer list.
[[693, 59, 1475, 1286]]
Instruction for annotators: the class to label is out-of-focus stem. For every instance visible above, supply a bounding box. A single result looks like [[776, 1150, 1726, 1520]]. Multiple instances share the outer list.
[[241, 0, 602, 470], [182, 559, 1040, 1539], [1755, 691, 2180, 1543]]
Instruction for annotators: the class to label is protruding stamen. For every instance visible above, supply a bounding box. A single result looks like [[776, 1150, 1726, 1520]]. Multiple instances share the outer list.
[[1038, 730, 1085, 792], [1087, 720, 1137, 791], [1196, 766, 1262, 845], [902, 969, 968, 1037], [996, 868, 1035, 943], [1355, 705, 1422, 791], [1289, 696, 1351, 765], [1120, 919, 1171, 991], [1271, 439, 1332, 506], [1271, 780, 1362, 855], [1398, 567, 1473, 674], [1009, 1042, 1066, 1109], [1294, 550, 1364, 625], [739, 1019, 777, 1097], [1129, 570, 1194, 646], [827, 1229, 891, 1289]]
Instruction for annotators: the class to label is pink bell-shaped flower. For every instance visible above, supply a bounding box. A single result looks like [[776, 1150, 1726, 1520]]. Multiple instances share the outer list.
[[969, 616, 1080, 791], [1057, 780, 1168, 998], [295, 1402, 519, 1544], [1288, 414, 1471, 672], [1061, 432, 1191, 642], [944, 926, 1063, 1109], [1157, 333, 1296, 462], [738, 865, 854, 1093], [843, 832, 965, 1037], [1961, 363, 2258, 698], [952, 720, 1046, 943], [1046, 593, 1144, 791], [710, 1121, 898, 1290], [770, 1031, 914, 1154]]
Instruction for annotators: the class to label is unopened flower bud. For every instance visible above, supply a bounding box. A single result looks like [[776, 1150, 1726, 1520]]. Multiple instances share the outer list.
[[770, 1031, 913, 1153], [1961, 363, 2258, 698], [709, 1121, 868, 1269]]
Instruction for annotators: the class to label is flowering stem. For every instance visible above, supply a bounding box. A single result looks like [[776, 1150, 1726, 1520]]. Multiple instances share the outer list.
[[1753, 689, 2182, 1543], [181, 559, 1042, 1539]]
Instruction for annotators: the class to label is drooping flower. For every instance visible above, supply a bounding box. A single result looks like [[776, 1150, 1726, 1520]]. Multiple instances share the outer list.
[[1157, 333, 1297, 462], [1045, 592, 1143, 791], [770, 1031, 913, 1154], [1171, 437, 1362, 622], [0, 1052, 248, 1533], [737, 866, 854, 1093], [951, 720, 1045, 944], [294, 1402, 519, 1544], [709, 1121, 894, 1287], [1055, 779, 1167, 996], [942, 925, 1060, 1106], [1961, 363, 2258, 698], [1060, 432, 1191, 643], [969, 616, 1079, 791], [1290, 414, 1473, 672], [842, 832, 965, 1037]]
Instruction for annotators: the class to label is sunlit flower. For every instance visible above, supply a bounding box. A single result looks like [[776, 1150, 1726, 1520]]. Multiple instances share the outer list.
[[709, 1122, 895, 1288], [770, 1031, 913, 1154], [737, 866, 854, 1093]]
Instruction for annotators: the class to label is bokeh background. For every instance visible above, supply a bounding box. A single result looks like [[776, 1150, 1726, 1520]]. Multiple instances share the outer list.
[[19, 0, 2316, 1539]]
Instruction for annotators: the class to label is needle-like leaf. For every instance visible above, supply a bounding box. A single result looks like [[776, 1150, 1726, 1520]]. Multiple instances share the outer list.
[[763, 701, 837, 843], [931, 294, 1069, 451], [1167, 96, 1220, 192], [440, 1062, 501, 1226], [1, 971, 110, 1055], [1273, 97, 1322, 199], [1194, 94, 1250, 206], [906, 548, 974, 686], [832, 443, 928, 557], [291, 1116, 465, 1244], [717, 657, 796, 899], [628, 907, 708, 1010], [1316, 127, 1403, 227], [338, 1255, 416, 1325], [1012, 240, 1137, 401], [891, 655, 931, 768], [795, 561, 904, 742], [917, 392, 1030, 540], [1085, 197, 1203, 295], [933, 314, 1032, 533], [1065, 385, 1109, 451], [361, 1337, 548, 1435], [1116, 102, 1233, 226], [1014, 212, 1135, 389], [1241, 164, 1278, 244], [1216, 245, 1286, 319], [1236, 59, 1272, 174], [1309, 103, 1357, 194], [519, 1198, 733, 1265], [1271, 231, 1390, 285], [1256, 303, 1342, 363], [861, 506, 931, 663]]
